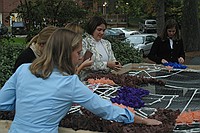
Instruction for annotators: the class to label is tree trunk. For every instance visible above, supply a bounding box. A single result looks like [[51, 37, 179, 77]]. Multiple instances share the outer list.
[[182, 0, 200, 51], [156, 0, 165, 36]]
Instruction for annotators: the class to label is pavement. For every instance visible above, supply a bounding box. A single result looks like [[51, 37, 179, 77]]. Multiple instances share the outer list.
[[185, 51, 200, 65], [187, 56, 200, 65]]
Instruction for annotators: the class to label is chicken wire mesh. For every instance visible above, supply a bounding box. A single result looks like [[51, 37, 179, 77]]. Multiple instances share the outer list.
[[67, 63, 200, 132], [128, 64, 200, 133]]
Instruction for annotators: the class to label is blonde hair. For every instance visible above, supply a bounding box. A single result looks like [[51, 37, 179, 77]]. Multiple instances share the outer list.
[[65, 22, 84, 34], [30, 28, 82, 79], [37, 26, 58, 44], [27, 26, 58, 47], [26, 35, 39, 47]]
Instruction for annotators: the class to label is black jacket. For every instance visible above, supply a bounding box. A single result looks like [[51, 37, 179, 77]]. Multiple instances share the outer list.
[[13, 47, 36, 73], [148, 36, 185, 64]]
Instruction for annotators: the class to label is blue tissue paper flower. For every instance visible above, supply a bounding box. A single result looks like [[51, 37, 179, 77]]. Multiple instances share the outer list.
[[163, 62, 187, 69]]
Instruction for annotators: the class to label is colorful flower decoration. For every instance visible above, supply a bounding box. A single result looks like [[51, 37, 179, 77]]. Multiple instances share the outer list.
[[110, 86, 149, 109]]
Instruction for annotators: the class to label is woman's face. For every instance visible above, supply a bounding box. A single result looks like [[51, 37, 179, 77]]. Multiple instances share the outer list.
[[38, 43, 45, 52], [71, 41, 83, 66], [167, 27, 176, 38], [92, 24, 106, 41], [35, 43, 45, 56]]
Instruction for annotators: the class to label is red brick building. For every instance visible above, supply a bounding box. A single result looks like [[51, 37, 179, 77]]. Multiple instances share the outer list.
[[0, 0, 126, 27], [0, 0, 24, 26], [0, 0, 87, 26]]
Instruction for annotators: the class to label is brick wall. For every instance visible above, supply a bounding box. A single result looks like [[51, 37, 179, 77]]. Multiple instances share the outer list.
[[0, 0, 22, 26]]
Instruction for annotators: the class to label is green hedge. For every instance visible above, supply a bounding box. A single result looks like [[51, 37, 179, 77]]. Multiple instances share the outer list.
[[0, 43, 25, 88], [106, 37, 143, 65]]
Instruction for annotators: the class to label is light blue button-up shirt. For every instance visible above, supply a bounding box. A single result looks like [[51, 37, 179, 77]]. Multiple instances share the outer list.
[[0, 64, 134, 133]]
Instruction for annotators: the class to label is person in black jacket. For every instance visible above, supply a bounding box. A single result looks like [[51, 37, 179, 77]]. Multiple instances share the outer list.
[[13, 26, 57, 72], [148, 19, 185, 64]]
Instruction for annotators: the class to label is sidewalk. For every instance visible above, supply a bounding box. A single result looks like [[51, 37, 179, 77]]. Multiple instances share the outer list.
[[185, 51, 200, 65]]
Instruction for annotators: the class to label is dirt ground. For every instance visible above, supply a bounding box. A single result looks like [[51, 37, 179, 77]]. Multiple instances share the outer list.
[[143, 51, 200, 65]]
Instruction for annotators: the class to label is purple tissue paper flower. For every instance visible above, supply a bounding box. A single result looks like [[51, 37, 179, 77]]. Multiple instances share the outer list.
[[110, 86, 149, 109]]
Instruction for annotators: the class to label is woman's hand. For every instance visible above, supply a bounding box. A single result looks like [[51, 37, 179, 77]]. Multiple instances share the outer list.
[[134, 115, 162, 126], [165, 66, 173, 72], [178, 57, 184, 64], [82, 58, 93, 68], [107, 61, 122, 71], [161, 59, 173, 72], [143, 118, 162, 126], [76, 58, 93, 74], [161, 59, 168, 64]]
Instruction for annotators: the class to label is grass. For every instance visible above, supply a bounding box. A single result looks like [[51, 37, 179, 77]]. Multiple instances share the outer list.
[[12, 37, 27, 45], [1, 36, 27, 46]]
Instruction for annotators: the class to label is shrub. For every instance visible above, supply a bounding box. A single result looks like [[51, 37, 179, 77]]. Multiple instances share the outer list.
[[0, 43, 25, 88], [106, 37, 143, 65]]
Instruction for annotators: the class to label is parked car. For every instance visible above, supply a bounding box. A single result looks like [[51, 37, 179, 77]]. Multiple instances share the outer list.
[[12, 22, 27, 35], [112, 27, 140, 38], [104, 28, 125, 40], [0, 23, 8, 35], [125, 34, 156, 56], [139, 19, 157, 33]]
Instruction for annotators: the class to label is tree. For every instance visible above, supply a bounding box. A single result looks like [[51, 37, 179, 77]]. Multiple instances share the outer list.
[[125, 0, 157, 19], [156, 0, 165, 36], [165, 0, 183, 22], [13, 0, 88, 41], [41, 0, 88, 26], [182, 0, 200, 51]]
